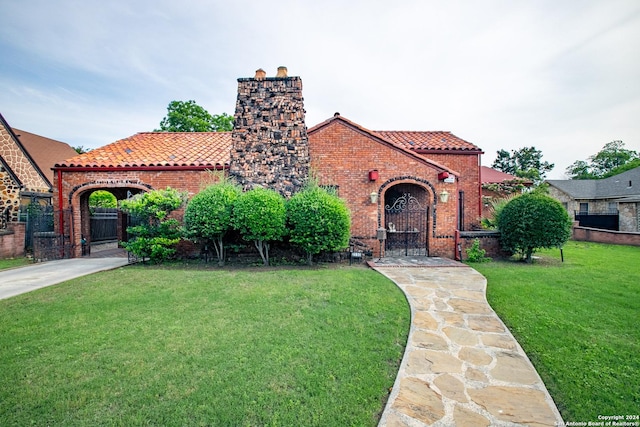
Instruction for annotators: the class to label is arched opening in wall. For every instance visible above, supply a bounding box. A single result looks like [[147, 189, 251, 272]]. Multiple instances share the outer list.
[[79, 187, 146, 256], [383, 183, 429, 257]]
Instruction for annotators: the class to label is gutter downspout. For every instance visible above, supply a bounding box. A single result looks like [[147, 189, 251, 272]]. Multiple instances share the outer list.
[[455, 176, 462, 261], [57, 168, 64, 234]]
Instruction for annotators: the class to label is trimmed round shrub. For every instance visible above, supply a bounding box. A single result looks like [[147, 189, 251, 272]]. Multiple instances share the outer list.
[[497, 193, 572, 262], [232, 188, 286, 266], [286, 185, 351, 264], [184, 180, 241, 265]]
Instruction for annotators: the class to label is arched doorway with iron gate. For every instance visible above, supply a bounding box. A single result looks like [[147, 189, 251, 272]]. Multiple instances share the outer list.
[[383, 183, 430, 257]]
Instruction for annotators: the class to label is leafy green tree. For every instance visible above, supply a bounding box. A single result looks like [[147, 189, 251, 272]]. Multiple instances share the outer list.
[[156, 100, 233, 132], [183, 179, 241, 266], [286, 184, 351, 265], [566, 141, 639, 179], [120, 188, 186, 263], [497, 193, 572, 263], [232, 188, 286, 266], [565, 160, 596, 180], [89, 190, 116, 208], [491, 147, 554, 185]]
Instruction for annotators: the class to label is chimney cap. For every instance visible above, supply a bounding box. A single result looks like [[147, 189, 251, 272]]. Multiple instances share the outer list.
[[255, 68, 266, 80], [276, 66, 288, 78]]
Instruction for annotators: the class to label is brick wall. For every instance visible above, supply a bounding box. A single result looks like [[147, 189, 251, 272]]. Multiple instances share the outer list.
[[573, 226, 640, 246], [54, 168, 219, 257], [0, 222, 25, 258], [309, 118, 481, 258]]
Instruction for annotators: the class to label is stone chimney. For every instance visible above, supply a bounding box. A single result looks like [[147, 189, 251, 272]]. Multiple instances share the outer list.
[[229, 67, 310, 197]]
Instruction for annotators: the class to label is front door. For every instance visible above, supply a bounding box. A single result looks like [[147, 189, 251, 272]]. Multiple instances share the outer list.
[[384, 188, 428, 257]]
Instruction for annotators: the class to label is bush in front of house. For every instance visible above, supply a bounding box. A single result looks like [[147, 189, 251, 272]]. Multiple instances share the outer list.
[[232, 187, 286, 266], [465, 238, 491, 262], [120, 187, 186, 263], [184, 179, 242, 266], [286, 184, 351, 265], [497, 193, 571, 263]]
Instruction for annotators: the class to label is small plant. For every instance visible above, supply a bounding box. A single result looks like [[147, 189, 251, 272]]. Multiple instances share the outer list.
[[465, 238, 491, 262]]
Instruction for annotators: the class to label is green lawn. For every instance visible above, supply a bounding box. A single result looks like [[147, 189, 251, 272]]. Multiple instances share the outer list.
[[471, 241, 640, 422], [0, 257, 31, 270], [0, 266, 410, 426]]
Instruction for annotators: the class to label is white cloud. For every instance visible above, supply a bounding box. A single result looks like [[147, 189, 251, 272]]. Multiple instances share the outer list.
[[1, 0, 638, 178]]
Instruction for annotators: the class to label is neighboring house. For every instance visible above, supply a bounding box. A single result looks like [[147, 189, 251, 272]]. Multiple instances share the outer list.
[[0, 113, 77, 223], [54, 69, 484, 259], [547, 166, 640, 232], [480, 166, 532, 218]]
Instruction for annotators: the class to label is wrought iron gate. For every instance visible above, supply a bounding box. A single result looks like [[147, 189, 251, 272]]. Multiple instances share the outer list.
[[384, 193, 428, 257]]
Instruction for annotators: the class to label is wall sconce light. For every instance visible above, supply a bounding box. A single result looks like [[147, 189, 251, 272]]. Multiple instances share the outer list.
[[368, 170, 379, 181], [370, 192, 378, 204], [439, 190, 450, 203]]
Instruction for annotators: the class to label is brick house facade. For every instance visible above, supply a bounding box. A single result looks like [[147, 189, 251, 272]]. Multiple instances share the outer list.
[[54, 69, 484, 259], [308, 114, 482, 258]]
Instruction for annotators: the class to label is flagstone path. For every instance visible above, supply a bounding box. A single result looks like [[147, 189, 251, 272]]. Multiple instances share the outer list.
[[370, 260, 564, 427]]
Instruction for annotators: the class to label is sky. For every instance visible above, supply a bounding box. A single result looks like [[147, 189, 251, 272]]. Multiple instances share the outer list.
[[1, 0, 639, 179]]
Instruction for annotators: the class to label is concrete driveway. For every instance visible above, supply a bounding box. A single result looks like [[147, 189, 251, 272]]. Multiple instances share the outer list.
[[0, 257, 129, 300]]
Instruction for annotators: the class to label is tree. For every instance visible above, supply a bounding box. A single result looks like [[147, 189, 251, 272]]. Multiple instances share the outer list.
[[156, 100, 233, 132], [183, 179, 241, 266], [120, 188, 186, 264], [89, 190, 116, 208], [286, 184, 351, 265], [565, 160, 596, 180], [232, 188, 286, 266], [497, 193, 572, 263], [491, 146, 554, 185], [566, 141, 639, 179]]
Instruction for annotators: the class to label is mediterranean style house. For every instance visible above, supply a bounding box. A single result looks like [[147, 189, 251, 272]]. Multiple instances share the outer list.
[[547, 166, 640, 232], [53, 68, 484, 259]]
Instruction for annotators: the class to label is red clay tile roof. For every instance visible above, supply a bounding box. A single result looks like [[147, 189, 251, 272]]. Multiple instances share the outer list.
[[374, 130, 481, 152], [58, 132, 232, 168], [481, 166, 532, 185]]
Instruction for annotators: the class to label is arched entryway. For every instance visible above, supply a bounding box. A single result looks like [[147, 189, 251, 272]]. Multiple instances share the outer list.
[[383, 183, 429, 257], [73, 185, 149, 257]]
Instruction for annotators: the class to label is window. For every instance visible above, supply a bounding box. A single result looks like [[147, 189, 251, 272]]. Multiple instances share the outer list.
[[579, 203, 589, 215], [608, 202, 618, 214], [562, 202, 568, 211]]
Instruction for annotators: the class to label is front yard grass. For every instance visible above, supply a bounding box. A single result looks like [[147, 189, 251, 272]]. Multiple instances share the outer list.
[[0, 266, 410, 426], [0, 257, 31, 270], [471, 241, 640, 422]]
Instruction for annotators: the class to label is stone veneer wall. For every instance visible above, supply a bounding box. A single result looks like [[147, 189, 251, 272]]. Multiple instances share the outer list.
[[229, 73, 310, 197], [0, 166, 21, 222], [0, 122, 50, 192]]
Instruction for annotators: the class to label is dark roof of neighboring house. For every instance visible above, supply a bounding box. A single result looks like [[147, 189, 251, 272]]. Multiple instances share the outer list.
[[480, 166, 533, 185], [58, 132, 232, 168], [12, 128, 78, 183], [546, 166, 640, 200]]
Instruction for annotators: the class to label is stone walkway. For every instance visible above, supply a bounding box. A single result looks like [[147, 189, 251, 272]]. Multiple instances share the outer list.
[[369, 259, 564, 427]]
